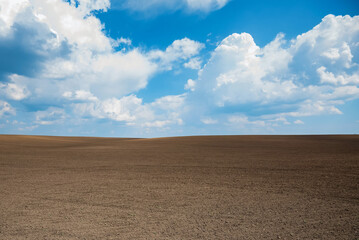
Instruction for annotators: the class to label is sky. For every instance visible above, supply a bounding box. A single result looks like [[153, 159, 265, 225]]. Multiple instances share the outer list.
[[0, 0, 358, 137]]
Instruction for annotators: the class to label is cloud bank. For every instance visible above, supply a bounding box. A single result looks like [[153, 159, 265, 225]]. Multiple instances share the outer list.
[[0, 0, 358, 136], [187, 15, 359, 129], [0, 0, 201, 130]]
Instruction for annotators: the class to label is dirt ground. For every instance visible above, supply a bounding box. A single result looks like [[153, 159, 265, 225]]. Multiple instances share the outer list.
[[0, 135, 358, 239]]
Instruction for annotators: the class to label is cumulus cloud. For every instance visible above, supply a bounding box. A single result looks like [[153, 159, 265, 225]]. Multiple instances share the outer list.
[[0, 0, 204, 99], [0, 0, 202, 130], [1, 3, 358, 136], [193, 32, 295, 106], [0, 0, 168, 101], [31, 0, 112, 52], [149, 38, 204, 70], [189, 14, 359, 127]]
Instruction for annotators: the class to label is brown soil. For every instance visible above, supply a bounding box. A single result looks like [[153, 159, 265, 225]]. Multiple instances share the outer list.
[[0, 135, 358, 239]]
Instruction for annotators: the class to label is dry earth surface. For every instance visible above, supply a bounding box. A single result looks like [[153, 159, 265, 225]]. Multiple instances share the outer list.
[[0, 135, 358, 239]]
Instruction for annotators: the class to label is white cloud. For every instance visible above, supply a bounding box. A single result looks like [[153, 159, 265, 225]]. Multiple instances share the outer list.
[[63, 90, 98, 102], [0, 4, 358, 135], [184, 79, 196, 91], [149, 38, 204, 70], [201, 117, 218, 124], [292, 15, 358, 69], [90, 50, 156, 97], [190, 14, 359, 124], [0, 0, 160, 100], [0, 100, 15, 117], [0, 0, 204, 104], [116, 0, 230, 14], [1, 83, 29, 100], [69, 0, 111, 15], [18, 125, 38, 131], [287, 100, 343, 117], [29, 0, 113, 52], [151, 94, 186, 110], [73, 94, 186, 128], [0, 74, 30, 100], [228, 115, 266, 127], [0, 0, 208, 132], [294, 120, 304, 124], [0, 0, 29, 35], [186, 0, 229, 12], [194, 32, 296, 107], [113, 37, 132, 46], [317, 66, 359, 85], [143, 120, 172, 128], [321, 48, 340, 60], [35, 107, 66, 125], [184, 57, 202, 70], [74, 95, 143, 122], [98, 96, 143, 122], [269, 117, 290, 125], [38, 49, 157, 99], [326, 86, 359, 100]]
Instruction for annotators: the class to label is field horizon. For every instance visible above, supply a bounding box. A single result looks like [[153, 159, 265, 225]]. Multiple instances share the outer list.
[[1, 133, 358, 139], [1, 134, 358, 239]]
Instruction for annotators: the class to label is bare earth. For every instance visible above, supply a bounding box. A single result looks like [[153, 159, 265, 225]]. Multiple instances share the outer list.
[[0, 135, 358, 239]]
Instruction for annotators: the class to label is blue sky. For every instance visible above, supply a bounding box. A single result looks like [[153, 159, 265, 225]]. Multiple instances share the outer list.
[[0, 0, 358, 137]]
